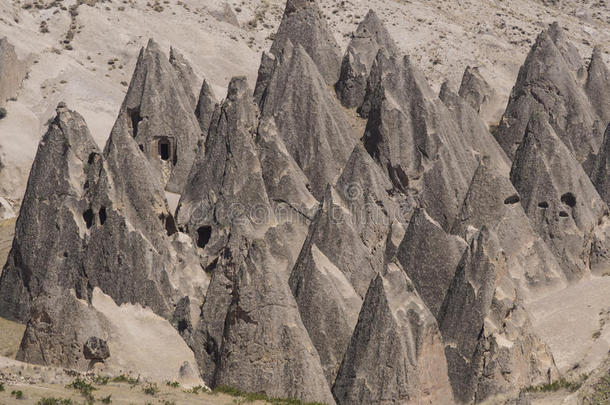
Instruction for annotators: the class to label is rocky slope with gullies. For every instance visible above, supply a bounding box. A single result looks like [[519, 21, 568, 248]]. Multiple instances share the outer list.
[[0, 0, 609, 404]]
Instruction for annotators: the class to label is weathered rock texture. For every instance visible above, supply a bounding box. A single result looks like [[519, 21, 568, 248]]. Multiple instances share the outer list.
[[494, 23, 608, 169], [396, 208, 467, 319], [361, 50, 479, 230], [169, 46, 200, 109], [458, 66, 502, 126], [438, 228, 557, 404], [117, 39, 202, 193], [270, 0, 341, 85], [335, 10, 398, 109], [585, 46, 610, 125], [510, 114, 609, 280], [452, 159, 566, 297], [333, 263, 454, 405], [0, 37, 26, 106], [591, 124, 610, 206], [257, 42, 356, 199], [194, 79, 217, 134]]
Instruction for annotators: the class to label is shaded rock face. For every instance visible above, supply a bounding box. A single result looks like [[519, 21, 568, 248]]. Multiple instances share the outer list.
[[190, 236, 336, 405], [333, 263, 454, 405], [0, 104, 207, 367], [361, 50, 478, 230], [257, 43, 357, 200], [118, 39, 202, 193], [510, 114, 609, 280], [169, 46, 200, 109], [270, 0, 341, 85], [0, 37, 26, 106], [452, 160, 566, 297], [591, 124, 610, 206], [396, 208, 467, 319], [458, 66, 502, 126], [194, 79, 217, 134], [83, 336, 110, 361], [585, 47, 610, 124], [494, 23, 606, 167], [288, 145, 410, 384], [177, 77, 271, 262], [335, 10, 398, 109], [438, 228, 557, 404]]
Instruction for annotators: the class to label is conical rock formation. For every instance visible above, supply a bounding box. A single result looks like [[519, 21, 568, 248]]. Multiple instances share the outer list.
[[396, 208, 468, 318], [270, 0, 341, 85], [118, 39, 202, 193], [195, 78, 217, 134], [584, 46, 610, 124], [452, 159, 566, 297], [258, 42, 356, 199], [438, 228, 557, 404], [169, 46, 200, 109], [510, 113, 609, 280], [591, 124, 610, 207], [0, 37, 26, 106], [332, 262, 454, 405], [458, 66, 502, 126], [335, 10, 398, 109]]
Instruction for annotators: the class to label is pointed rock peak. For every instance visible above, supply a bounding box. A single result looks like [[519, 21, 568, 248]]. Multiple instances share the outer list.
[[337, 144, 393, 198], [253, 51, 276, 106], [258, 40, 356, 200], [333, 263, 453, 405], [169, 46, 200, 108], [118, 38, 202, 194], [396, 208, 467, 319], [511, 112, 607, 279], [336, 9, 398, 108], [195, 78, 217, 133], [544, 22, 583, 70], [585, 46, 610, 123], [592, 124, 610, 206], [0, 36, 27, 106], [270, 0, 341, 85], [226, 75, 251, 101], [458, 66, 497, 117]]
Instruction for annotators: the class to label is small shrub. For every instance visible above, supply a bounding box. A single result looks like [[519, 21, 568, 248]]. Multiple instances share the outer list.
[[66, 377, 97, 401], [166, 380, 180, 388], [100, 394, 112, 404], [0, 107, 7, 120], [0, 382, 4, 391], [143, 383, 159, 396], [11, 390, 24, 399], [525, 377, 584, 393], [94, 375, 110, 385], [111, 374, 139, 385], [184, 385, 208, 394]]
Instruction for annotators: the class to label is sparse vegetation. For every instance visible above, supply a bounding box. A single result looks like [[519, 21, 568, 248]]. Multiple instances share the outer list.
[[586, 373, 610, 404], [525, 376, 586, 393], [212, 385, 327, 405], [184, 384, 208, 394], [36, 398, 75, 405], [166, 380, 180, 388], [11, 389, 24, 399], [0, 107, 7, 120], [66, 377, 97, 402], [94, 375, 110, 385], [100, 394, 112, 404], [0, 382, 4, 392], [111, 374, 140, 385], [143, 382, 160, 396]]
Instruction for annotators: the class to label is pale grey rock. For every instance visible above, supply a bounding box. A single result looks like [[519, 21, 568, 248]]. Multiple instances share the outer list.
[[177, 77, 271, 261], [0, 37, 26, 106], [396, 208, 467, 318], [452, 159, 566, 297], [118, 39, 202, 193], [510, 113, 609, 280], [494, 23, 605, 167], [585, 46, 610, 124], [169, 46, 200, 109], [438, 228, 557, 404], [253, 52, 275, 106], [333, 263, 454, 405], [212, 2, 240, 27], [458, 66, 502, 125], [194, 79, 217, 134], [335, 10, 398, 109], [0, 196, 15, 220], [258, 43, 356, 199], [270, 0, 341, 85], [361, 50, 479, 230], [440, 81, 511, 174]]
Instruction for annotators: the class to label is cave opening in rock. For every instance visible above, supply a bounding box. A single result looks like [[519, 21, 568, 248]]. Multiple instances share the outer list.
[[196, 226, 212, 249], [159, 139, 171, 161], [83, 209, 94, 229], [561, 192, 576, 208], [99, 207, 107, 225], [538, 201, 549, 208], [504, 194, 520, 205]]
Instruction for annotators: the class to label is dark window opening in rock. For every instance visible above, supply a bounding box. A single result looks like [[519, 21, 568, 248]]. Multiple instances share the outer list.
[[561, 192, 576, 208], [83, 180, 89, 190], [138, 144, 144, 152], [538, 201, 549, 208], [99, 207, 107, 225], [559, 211, 569, 217], [160, 213, 177, 236], [504, 194, 520, 205], [159, 139, 171, 161], [128, 108, 142, 138], [177, 319, 188, 333], [83, 209, 94, 229], [196, 226, 212, 249], [88, 153, 96, 164], [205, 258, 218, 273]]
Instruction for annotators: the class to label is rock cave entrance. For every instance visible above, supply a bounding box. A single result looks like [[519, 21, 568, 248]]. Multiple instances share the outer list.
[[196, 226, 212, 249], [159, 139, 171, 161]]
